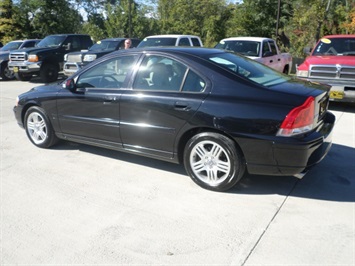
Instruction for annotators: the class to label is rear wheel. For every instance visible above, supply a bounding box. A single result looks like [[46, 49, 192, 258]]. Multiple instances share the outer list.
[[184, 132, 245, 191], [0, 61, 15, 80], [283, 65, 289, 75], [40, 63, 58, 83], [14, 72, 32, 81], [25, 106, 58, 148]]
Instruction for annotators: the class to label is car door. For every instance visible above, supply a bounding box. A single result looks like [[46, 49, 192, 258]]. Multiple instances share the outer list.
[[259, 41, 279, 71], [56, 54, 140, 145], [119, 54, 209, 159]]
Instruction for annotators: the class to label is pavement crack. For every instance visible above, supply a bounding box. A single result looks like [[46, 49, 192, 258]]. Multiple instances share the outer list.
[[241, 179, 299, 266]]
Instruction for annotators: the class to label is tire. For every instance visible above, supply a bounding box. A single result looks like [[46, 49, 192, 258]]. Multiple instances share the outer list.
[[40, 63, 58, 83], [184, 132, 245, 192], [14, 72, 32, 81], [24, 106, 58, 148], [283, 65, 289, 75], [0, 61, 15, 81]]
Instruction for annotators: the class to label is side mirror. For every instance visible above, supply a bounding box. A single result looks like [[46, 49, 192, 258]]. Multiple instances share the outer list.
[[63, 43, 72, 51], [62, 78, 75, 91], [303, 47, 312, 55]]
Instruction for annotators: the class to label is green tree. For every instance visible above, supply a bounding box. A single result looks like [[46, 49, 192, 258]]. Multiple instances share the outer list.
[[0, 0, 18, 43]]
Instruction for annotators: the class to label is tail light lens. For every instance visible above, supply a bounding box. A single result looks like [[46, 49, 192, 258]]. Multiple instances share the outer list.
[[277, 96, 315, 137]]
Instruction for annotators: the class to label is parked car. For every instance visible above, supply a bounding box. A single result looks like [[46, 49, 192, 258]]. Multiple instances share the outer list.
[[0, 39, 41, 80], [8, 34, 93, 83], [63, 37, 141, 76], [215, 37, 293, 74], [297, 34, 355, 102], [13, 47, 335, 191], [138, 35, 203, 47]]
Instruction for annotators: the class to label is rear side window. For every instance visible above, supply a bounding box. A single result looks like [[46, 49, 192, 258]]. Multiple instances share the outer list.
[[178, 38, 190, 46], [191, 38, 202, 47]]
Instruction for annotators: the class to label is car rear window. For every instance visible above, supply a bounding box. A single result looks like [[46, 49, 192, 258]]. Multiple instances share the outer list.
[[208, 52, 290, 87], [138, 38, 177, 47]]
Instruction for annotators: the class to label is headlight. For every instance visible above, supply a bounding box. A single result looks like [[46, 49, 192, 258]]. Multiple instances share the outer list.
[[83, 54, 97, 62], [296, 70, 309, 78], [28, 54, 39, 62]]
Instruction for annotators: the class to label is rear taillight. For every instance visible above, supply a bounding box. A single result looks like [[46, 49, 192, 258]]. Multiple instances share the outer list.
[[277, 96, 315, 137]]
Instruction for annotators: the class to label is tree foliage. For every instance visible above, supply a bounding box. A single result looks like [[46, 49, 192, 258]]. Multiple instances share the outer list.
[[0, 0, 354, 58]]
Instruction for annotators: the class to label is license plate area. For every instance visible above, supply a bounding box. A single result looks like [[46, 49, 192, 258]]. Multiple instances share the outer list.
[[13, 66, 19, 73]]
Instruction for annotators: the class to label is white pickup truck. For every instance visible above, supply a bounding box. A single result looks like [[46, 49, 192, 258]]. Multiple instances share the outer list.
[[215, 37, 293, 74]]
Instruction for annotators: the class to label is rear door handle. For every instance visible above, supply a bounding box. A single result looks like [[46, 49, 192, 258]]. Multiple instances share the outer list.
[[174, 101, 191, 111]]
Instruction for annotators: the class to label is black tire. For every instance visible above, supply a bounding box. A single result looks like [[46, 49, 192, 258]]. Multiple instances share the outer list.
[[40, 63, 58, 83], [24, 106, 58, 148], [14, 72, 32, 81], [0, 61, 15, 81], [283, 65, 289, 75], [184, 132, 245, 192]]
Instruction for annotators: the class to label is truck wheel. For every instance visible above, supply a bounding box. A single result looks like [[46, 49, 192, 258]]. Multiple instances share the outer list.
[[283, 65, 289, 75], [14, 72, 32, 81], [0, 61, 15, 81], [40, 63, 58, 83]]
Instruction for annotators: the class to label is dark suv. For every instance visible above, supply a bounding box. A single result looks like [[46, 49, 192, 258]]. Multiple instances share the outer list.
[[63, 37, 141, 76], [8, 34, 93, 83], [0, 39, 41, 80]]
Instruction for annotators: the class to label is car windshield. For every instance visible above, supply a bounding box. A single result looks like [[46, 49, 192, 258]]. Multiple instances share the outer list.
[[215, 40, 260, 57], [1, 41, 23, 51], [313, 37, 355, 56], [89, 40, 119, 51], [37, 35, 66, 48], [207, 52, 290, 87], [138, 37, 177, 48]]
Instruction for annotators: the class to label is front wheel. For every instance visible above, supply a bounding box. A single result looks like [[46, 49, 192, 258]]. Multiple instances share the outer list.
[[40, 63, 58, 83], [0, 61, 15, 80], [184, 132, 245, 192], [24, 106, 58, 148]]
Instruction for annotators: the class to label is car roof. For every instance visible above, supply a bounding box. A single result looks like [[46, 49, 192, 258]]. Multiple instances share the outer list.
[[321, 34, 355, 38], [114, 47, 223, 57], [100, 38, 140, 42], [144, 35, 201, 39], [219, 37, 273, 42]]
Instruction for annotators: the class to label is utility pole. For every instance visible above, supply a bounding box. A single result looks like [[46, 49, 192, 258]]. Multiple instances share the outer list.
[[276, 0, 281, 40], [129, 0, 132, 37]]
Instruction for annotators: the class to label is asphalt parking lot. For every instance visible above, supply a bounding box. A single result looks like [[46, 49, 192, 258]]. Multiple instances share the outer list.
[[1, 78, 354, 265]]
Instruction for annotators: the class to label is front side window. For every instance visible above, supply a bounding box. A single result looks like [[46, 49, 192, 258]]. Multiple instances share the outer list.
[[76, 55, 139, 89], [132, 55, 205, 92]]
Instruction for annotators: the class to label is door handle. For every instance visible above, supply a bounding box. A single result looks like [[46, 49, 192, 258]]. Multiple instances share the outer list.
[[103, 96, 117, 104], [174, 101, 191, 111]]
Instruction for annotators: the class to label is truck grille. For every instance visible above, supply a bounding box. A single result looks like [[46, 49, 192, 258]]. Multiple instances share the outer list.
[[66, 54, 83, 63], [10, 52, 27, 62], [309, 64, 355, 80]]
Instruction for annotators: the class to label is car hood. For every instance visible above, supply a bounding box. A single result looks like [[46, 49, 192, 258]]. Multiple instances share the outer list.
[[12, 47, 59, 54], [302, 55, 355, 66]]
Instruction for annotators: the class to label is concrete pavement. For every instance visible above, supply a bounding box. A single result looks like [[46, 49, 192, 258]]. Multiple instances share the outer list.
[[1, 79, 354, 265]]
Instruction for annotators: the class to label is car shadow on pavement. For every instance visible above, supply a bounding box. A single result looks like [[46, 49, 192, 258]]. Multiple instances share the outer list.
[[233, 143, 355, 203], [53, 141, 354, 202]]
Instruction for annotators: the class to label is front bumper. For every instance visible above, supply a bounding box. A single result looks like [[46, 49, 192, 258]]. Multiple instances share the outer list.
[[8, 61, 41, 74], [63, 62, 85, 76], [298, 77, 355, 102]]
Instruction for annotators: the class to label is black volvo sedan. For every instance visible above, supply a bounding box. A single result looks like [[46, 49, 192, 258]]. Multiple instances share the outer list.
[[13, 47, 335, 191]]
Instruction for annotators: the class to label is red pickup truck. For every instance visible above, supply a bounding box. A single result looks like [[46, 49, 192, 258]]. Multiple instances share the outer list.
[[296, 35, 355, 102]]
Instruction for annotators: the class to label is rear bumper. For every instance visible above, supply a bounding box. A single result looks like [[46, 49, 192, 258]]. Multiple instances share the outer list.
[[238, 111, 335, 176]]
